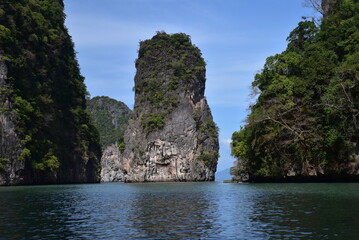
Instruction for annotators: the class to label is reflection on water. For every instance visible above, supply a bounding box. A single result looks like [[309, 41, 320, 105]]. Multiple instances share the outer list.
[[127, 183, 221, 239], [0, 182, 358, 239]]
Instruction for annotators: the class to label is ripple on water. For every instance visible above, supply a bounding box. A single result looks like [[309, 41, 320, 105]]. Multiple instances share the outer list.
[[0, 182, 358, 239]]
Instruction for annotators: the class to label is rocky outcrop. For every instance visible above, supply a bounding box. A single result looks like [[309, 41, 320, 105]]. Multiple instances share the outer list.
[[0, 1, 101, 185], [0, 54, 24, 185], [86, 96, 132, 181], [232, 160, 359, 183], [103, 32, 219, 182], [87, 96, 131, 149], [101, 143, 125, 182]]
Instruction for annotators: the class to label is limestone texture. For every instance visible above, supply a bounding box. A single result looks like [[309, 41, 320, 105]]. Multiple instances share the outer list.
[[0, 54, 23, 185], [103, 32, 219, 182], [86, 96, 131, 181]]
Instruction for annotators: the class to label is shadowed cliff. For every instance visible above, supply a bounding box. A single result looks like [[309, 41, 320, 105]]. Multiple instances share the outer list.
[[0, 0, 101, 185]]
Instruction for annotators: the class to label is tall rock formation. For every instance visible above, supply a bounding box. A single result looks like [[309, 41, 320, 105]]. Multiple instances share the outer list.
[[107, 32, 219, 182], [0, 0, 101, 185]]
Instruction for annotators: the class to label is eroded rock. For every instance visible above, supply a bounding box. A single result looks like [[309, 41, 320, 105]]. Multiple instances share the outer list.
[[102, 32, 219, 182]]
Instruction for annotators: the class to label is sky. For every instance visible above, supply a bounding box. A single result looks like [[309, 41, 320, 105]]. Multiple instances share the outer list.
[[63, 0, 316, 172]]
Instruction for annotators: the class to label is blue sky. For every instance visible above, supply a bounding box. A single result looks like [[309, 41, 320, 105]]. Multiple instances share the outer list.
[[63, 0, 316, 172]]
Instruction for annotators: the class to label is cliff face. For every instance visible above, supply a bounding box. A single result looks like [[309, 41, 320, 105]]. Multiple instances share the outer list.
[[105, 32, 219, 182], [101, 143, 124, 182], [0, 0, 101, 185], [0, 54, 23, 185], [86, 96, 131, 181]]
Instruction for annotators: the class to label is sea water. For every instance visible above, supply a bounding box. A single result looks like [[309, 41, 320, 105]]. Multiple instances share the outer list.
[[0, 182, 358, 239]]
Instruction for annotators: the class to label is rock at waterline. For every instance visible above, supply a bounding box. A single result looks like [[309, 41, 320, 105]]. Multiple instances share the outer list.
[[101, 32, 219, 182]]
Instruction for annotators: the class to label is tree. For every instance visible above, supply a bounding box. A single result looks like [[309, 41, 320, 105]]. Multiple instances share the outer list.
[[303, 0, 336, 18], [231, 0, 359, 181]]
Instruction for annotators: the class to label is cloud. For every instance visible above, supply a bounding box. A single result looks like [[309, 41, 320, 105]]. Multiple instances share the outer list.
[[220, 138, 232, 149]]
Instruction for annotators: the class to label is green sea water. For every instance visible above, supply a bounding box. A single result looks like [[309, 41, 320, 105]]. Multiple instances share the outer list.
[[0, 182, 358, 239]]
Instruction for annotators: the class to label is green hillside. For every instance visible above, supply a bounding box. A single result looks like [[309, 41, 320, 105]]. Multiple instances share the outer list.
[[231, 0, 359, 182]]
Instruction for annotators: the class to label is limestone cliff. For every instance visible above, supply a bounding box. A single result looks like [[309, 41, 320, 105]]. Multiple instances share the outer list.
[[0, 0, 101, 185], [105, 32, 219, 182], [0, 53, 23, 185], [101, 143, 124, 182], [86, 96, 132, 181]]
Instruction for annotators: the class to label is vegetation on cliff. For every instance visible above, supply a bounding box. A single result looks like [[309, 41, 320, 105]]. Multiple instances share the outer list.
[[231, 0, 359, 181], [87, 96, 131, 149], [134, 32, 211, 134], [108, 32, 219, 182], [0, 0, 101, 184]]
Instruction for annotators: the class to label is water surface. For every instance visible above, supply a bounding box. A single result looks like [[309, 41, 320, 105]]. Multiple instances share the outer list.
[[0, 182, 358, 239]]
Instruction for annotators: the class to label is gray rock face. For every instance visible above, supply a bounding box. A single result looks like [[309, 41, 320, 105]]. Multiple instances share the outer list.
[[101, 143, 125, 182], [122, 99, 218, 182], [102, 32, 219, 182], [0, 54, 24, 185]]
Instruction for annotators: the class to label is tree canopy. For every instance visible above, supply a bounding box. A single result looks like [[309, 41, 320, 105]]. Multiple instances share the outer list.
[[231, 0, 359, 181], [0, 0, 101, 183]]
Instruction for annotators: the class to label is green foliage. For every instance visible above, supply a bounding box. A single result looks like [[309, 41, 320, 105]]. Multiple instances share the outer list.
[[231, 1, 359, 180], [0, 158, 10, 169], [0, 24, 10, 41], [231, 129, 250, 159], [286, 21, 318, 51], [19, 148, 31, 160], [199, 119, 219, 138], [135, 32, 206, 133], [197, 150, 219, 166], [118, 141, 125, 153], [1, 0, 101, 181], [141, 112, 165, 134], [138, 149, 145, 156], [87, 96, 131, 149], [32, 151, 60, 171], [14, 96, 34, 122]]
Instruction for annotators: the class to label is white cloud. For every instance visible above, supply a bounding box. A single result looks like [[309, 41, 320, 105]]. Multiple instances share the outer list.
[[220, 138, 232, 148]]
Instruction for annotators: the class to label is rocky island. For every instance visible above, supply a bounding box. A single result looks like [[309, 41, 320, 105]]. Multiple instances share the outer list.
[[230, 0, 359, 182], [102, 32, 219, 182], [0, 0, 101, 185]]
